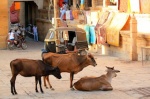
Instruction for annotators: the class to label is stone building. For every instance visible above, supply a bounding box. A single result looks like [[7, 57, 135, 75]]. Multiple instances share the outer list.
[[1, 0, 150, 61], [0, 0, 44, 49]]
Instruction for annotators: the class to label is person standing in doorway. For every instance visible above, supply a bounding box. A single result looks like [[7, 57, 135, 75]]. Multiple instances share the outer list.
[[33, 25, 38, 42]]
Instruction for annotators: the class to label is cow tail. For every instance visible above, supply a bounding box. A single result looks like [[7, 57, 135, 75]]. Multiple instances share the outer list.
[[41, 52, 45, 61]]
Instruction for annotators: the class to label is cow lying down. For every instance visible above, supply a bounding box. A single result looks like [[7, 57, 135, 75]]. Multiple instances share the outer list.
[[10, 59, 62, 95], [73, 66, 120, 91]]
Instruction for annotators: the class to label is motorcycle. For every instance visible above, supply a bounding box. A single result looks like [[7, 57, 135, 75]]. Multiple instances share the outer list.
[[7, 35, 27, 50]]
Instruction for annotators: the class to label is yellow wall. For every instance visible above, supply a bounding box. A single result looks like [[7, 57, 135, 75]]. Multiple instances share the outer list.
[[0, 0, 9, 49]]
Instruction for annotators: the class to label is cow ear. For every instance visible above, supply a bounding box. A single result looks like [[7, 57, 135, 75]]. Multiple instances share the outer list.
[[113, 70, 120, 73]]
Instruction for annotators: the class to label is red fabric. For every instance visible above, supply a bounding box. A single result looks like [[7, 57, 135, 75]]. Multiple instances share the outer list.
[[58, 0, 64, 7], [10, 11, 19, 23], [10, 3, 15, 12], [63, 13, 66, 20]]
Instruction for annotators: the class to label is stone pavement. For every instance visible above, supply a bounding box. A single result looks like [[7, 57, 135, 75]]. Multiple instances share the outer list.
[[0, 38, 150, 99]]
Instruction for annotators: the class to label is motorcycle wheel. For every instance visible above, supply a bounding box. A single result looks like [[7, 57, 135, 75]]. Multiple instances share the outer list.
[[21, 43, 28, 50], [8, 43, 15, 50]]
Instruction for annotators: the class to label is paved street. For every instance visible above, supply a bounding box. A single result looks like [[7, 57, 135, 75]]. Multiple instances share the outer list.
[[1, 38, 150, 99]]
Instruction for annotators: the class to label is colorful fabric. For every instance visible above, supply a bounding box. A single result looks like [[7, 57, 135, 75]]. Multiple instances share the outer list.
[[66, 10, 71, 20], [15, 2, 20, 10], [64, 0, 68, 3], [95, 11, 110, 45], [90, 11, 99, 26], [84, 25, 90, 44], [10, 10, 19, 23], [89, 26, 96, 44], [106, 13, 129, 46], [65, 10, 73, 20], [58, 0, 64, 7], [72, 10, 79, 19], [10, 3, 15, 12], [140, 0, 150, 13], [85, 11, 91, 25], [70, 10, 74, 20], [127, 0, 140, 13], [80, 4, 84, 10]]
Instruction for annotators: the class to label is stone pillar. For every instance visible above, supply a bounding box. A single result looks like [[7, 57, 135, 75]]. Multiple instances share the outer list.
[[20, 2, 25, 26], [130, 14, 138, 61], [0, 0, 9, 49], [73, 0, 77, 9], [54, 0, 59, 28], [92, 0, 96, 9]]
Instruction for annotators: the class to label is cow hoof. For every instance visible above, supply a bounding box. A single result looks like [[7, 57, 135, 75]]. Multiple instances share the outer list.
[[70, 88, 75, 91], [50, 88, 55, 90]]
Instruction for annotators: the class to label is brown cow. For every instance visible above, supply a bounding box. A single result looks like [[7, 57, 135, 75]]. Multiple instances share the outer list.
[[73, 66, 120, 91], [10, 59, 62, 95], [42, 52, 97, 90]]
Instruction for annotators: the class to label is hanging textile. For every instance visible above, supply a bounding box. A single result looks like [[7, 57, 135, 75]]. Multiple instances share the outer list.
[[130, 0, 140, 13], [64, 0, 68, 3], [89, 26, 96, 44], [10, 2, 15, 12], [127, 0, 140, 13], [84, 25, 90, 44], [65, 10, 73, 20], [10, 10, 19, 24], [59, 0, 64, 7], [140, 0, 150, 13], [66, 10, 71, 20], [95, 11, 110, 45], [80, 0, 84, 10], [90, 11, 99, 26], [106, 13, 129, 46], [70, 10, 73, 20], [85, 11, 91, 25], [15, 2, 20, 10], [72, 10, 78, 19]]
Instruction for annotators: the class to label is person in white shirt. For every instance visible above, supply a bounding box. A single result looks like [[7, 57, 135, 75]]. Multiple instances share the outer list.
[[33, 25, 38, 42], [9, 29, 15, 40]]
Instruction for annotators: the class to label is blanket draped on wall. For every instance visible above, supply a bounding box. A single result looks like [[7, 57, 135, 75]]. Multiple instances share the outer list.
[[106, 13, 129, 46], [140, 0, 150, 13]]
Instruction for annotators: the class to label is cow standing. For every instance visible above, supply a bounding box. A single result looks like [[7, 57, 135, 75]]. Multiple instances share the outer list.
[[42, 52, 97, 90], [10, 59, 62, 95]]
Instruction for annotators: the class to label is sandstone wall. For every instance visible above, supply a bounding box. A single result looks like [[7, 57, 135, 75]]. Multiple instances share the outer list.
[[0, 0, 9, 49]]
